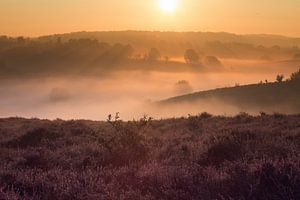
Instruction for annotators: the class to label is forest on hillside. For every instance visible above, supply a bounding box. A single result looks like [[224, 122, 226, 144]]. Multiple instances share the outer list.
[[37, 31, 300, 58], [1, 32, 300, 77]]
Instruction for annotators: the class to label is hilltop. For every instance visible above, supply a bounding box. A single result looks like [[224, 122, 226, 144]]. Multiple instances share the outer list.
[[36, 31, 300, 59], [38, 31, 300, 48]]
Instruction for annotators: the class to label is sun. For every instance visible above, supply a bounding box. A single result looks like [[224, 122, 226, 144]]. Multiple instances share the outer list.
[[159, 0, 178, 13]]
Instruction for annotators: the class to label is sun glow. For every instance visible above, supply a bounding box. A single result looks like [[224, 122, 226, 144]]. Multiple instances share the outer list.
[[159, 0, 178, 13]]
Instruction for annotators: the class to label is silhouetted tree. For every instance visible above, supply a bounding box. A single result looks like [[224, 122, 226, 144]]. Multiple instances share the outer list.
[[271, 45, 281, 50], [134, 54, 142, 60], [56, 37, 62, 45], [122, 44, 134, 59], [164, 56, 169, 63], [276, 74, 284, 83], [293, 53, 300, 60], [174, 80, 193, 95], [184, 49, 199, 64], [103, 43, 133, 61], [147, 48, 161, 62], [17, 36, 25, 43], [290, 69, 300, 82], [0, 35, 8, 40], [204, 56, 222, 67], [99, 43, 134, 62]]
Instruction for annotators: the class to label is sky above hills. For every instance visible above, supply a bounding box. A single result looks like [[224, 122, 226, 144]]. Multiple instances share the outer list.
[[1, 0, 300, 37]]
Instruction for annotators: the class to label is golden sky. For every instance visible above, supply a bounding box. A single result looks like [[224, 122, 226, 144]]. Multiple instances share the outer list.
[[1, 0, 300, 37]]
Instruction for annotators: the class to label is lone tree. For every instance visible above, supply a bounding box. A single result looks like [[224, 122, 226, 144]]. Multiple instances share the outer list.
[[204, 56, 222, 67], [184, 49, 199, 64], [147, 48, 161, 62], [174, 80, 193, 95], [276, 74, 284, 83]]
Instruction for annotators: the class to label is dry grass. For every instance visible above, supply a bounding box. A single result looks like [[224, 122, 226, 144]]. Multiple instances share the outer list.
[[0, 113, 299, 199]]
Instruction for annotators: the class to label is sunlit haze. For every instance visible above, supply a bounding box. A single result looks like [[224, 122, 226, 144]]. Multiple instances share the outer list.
[[1, 1, 300, 198], [0, 0, 300, 37], [159, 0, 178, 13], [1, 0, 300, 120]]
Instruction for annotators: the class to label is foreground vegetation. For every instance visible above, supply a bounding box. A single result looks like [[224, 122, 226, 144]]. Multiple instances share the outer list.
[[0, 113, 299, 199]]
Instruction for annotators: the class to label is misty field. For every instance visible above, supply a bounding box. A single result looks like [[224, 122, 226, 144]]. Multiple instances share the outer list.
[[1, 32, 300, 120], [0, 113, 299, 200]]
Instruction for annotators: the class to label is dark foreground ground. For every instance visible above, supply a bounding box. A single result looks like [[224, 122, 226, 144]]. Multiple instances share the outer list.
[[0, 113, 299, 200]]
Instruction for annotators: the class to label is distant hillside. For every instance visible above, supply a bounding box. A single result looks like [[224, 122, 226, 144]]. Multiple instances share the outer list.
[[0, 31, 300, 64], [159, 79, 300, 114], [38, 31, 300, 48], [36, 31, 300, 59]]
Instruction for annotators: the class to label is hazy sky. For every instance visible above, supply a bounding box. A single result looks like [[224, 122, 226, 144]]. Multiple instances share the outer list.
[[1, 0, 300, 37]]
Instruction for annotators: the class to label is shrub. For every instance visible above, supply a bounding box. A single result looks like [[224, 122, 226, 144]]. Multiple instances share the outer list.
[[6, 128, 61, 148], [17, 151, 50, 169], [234, 112, 253, 123], [276, 74, 284, 82], [290, 69, 300, 82], [187, 114, 203, 131], [103, 113, 151, 166], [199, 112, 213, 119], [200, 135, 243, 166], [0, 114, 299, 199], [273, 112, 285, 119]]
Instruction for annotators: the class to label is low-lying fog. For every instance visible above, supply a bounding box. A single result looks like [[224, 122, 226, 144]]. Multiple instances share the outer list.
[[0, 60, 298, 120]]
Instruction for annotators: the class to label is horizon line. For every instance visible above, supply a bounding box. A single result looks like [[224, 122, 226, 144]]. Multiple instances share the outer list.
[[1, 30, 300, 39]]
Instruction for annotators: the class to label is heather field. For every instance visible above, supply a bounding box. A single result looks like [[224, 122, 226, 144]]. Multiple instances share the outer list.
[[0, 113, 299, 200]]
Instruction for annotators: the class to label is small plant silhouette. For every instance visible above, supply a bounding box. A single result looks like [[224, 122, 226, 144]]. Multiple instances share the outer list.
[[276, 74, 284, 82], [290, 68, 300, 82], [104, 113, 152, 166]]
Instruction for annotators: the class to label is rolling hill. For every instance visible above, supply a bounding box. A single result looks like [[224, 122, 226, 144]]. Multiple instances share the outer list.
[[158, 78, 300, 114], [36, 31, 300, 59], [38, 31, 300, 48]]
